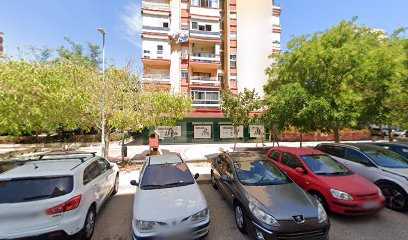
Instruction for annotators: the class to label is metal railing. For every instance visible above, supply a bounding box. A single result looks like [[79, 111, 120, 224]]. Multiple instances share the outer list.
[[190, 52, 220, 62], [190, 30, 221, 38], [142, 74, 171, 83], [142, 1, 170, 11], [142, 25, 170, 32]]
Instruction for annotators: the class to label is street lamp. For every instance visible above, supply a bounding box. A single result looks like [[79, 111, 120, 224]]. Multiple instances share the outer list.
[[98, 28, 106, 157]]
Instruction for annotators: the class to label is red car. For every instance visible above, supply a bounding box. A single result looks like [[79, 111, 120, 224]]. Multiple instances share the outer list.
[[266, 147, 385, 215]]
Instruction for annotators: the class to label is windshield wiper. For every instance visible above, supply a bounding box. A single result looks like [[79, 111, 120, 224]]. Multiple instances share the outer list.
[[23, 195, 50, 201], [163, 182, 193, 187], [141, 184, 162, 190]]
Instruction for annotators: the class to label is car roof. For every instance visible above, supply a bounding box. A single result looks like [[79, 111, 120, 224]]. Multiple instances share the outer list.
[[318, 142, 385, 151], [369, 142, 408, 148], [0, 152, 99, 180], [269, 147, 324, 155], [148, 154, 183, 165]]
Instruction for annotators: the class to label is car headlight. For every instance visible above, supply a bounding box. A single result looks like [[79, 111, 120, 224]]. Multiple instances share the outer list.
[[249, 202, 280, 227], [330, 189, 354, 201], [135, 220, 156, 233], [190, 208, 209, 223], [317, 202, 328, 223], [377, 187, 384, 198]]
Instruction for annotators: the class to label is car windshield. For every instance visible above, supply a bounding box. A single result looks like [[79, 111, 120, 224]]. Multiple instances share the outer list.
[[365, 149, 408, 168], [301, 154, 352, 176], [234, 158, 291, 186], [141, 163, 195, 190], [0, 176, 73, 204]]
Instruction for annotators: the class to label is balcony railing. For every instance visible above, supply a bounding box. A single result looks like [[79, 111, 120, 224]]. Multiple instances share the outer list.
[[142, 25, 170, 34], [142, 1, 170, 11], [190, 52, 220, 63], [190, 30, 221, 39], [192, 100, 221, 109], [190, 76, 221, 87], [142, 74, 171, 83]]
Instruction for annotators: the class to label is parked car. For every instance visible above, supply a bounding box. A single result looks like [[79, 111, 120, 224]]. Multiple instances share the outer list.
[[315, 143, 408, 211], [0, 151, 119, 240], [130, 154, 209, 240], [392, 130, 406, 138], [211, 152, 330, 240], [265, 148, 385, 215], [369, 142, 408, 159]]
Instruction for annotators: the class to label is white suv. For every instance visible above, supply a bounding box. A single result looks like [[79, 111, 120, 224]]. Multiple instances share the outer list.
[[130, 154, 209, 240], [0, 152, 119, 240]]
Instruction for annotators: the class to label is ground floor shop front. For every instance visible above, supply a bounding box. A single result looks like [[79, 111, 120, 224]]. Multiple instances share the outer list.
[[141, 117, 267, 145]]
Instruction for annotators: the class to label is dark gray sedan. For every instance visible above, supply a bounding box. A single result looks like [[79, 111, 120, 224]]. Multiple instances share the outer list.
[[210, 152, 330, 240]]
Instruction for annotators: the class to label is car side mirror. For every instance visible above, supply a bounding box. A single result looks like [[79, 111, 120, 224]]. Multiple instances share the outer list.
[[221, 175, 230, 182], [130, 180, 139, 186], [295, 167, 306, 174], [194, 173, 200, 180]]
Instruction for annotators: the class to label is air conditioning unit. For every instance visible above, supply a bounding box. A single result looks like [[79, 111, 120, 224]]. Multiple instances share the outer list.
[[182, 54, 189, 60]]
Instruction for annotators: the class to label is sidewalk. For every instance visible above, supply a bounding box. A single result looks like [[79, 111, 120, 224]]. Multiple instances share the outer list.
[[79, 140, 378, 162]]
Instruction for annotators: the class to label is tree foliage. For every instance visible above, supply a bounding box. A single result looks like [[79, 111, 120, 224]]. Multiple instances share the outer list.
[[221, 88, 260, 151], [264, 19, 407, 142]]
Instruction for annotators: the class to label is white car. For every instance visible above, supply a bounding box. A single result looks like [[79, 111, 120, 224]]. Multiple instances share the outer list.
[[0, 152, 119, 240], [130, 154, 209, 240]]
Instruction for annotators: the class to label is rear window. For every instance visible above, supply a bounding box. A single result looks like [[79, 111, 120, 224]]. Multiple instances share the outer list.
[[141, 163, 194, 190], [0, 176, 74, 204]]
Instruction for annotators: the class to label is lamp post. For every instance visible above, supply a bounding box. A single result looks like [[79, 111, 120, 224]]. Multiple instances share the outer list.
[[98, 28, 106, 157]]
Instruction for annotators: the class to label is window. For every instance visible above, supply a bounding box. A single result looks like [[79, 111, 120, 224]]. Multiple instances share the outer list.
[[191, 90, 220, 105], [345, 149, 370, 164], [83, 161, 102, 185], [230, 11, 237, 19], [219, 155, 233, 175], [192, 22, 198, 30], [316, 145, 345, 158], [181, 72, 189, 78], [163, 22, 169, 28], [269, 151, 280, 161], [364, 149, 408, 168], [199, 25, 205, 31], [281, 152, 303, 169], [301, 154, 352, 176], [0, 176, 73, 204], [143, 50, 150, 54], [234, 159, 290, 186], [230, 54, 237, 68], [157, 45, 163, 55], [140, 163, 195, 190], [205, 25, 212, 31], [97, 158, 110, 173], [191, 0, 219, 8], [230, 32, 237, 40]]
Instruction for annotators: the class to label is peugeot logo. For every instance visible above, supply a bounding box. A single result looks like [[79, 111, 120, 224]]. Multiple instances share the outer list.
[[293, 215, 305, 224]]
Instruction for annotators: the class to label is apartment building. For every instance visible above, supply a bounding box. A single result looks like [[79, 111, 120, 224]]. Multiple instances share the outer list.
[[140, 0, 281, 143]]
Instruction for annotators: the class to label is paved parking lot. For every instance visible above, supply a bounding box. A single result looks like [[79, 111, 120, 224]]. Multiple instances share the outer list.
[[93, 175, 408, 240]]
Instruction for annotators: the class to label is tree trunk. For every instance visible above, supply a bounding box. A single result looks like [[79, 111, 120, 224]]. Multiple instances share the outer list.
[[233, 126, 238, 152], [333, 123, 340, 143], [121, 126, 126, 162], [104, 126, 110, 158], [269, 129, 272, 142], [300, 132, 303, 148], [388, 123, 393, 142]]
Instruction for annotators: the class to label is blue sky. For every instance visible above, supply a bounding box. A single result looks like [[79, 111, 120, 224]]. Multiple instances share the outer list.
[[0, 0, 407, 67]]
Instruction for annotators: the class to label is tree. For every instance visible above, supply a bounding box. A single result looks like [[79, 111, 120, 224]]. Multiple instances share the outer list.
[[221, 89, 260, 151], [265, 19, 401, 143]]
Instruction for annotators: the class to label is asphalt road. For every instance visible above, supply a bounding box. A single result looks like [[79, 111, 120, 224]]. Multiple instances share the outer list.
[[93, 183, 408, 240]]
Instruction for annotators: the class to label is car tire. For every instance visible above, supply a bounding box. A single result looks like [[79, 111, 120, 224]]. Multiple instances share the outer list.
[[111, 174, 119, 196], [211, 172, 218, 189], [234, 203, 246, 234], [379, 183, 408, 211], [311, 192, 329, 211], [80, 206, 96, 240]]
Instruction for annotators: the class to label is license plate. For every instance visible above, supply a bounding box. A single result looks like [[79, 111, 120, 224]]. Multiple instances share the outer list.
[[362, 202, 380, 209]]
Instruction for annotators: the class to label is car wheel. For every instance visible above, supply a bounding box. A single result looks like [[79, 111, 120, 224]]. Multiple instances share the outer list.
[[111, 174, 119, 196], [234, 204, 246, 234], [311, 192, 329, 211], [379, 184, 408, 211], [80, 206, 96, 240], [211, 172, 218, 189]]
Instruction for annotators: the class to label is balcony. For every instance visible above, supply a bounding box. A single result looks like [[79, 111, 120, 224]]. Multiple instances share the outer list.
[[190, 30, 221, 40], [190, 76, 221, 87], [191, 89, 221, 109], [192, 100, 221, 109], [142, 1, 170, 12], [142, 74, 171, 83], [273, 4, 282, 15], [190, 52, 220, 63], [142, 25, 170, 35]]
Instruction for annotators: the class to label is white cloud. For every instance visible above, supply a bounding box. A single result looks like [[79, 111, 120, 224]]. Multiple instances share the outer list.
[[120, 0, 143, 48]]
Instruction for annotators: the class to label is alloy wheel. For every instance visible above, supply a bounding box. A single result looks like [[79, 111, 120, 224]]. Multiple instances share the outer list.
[[381, 185, 407, 210], [235, 205, 244, 229], [85, 209, 95, 239]]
